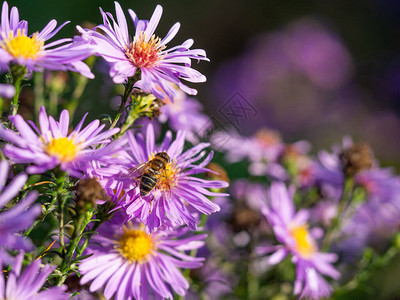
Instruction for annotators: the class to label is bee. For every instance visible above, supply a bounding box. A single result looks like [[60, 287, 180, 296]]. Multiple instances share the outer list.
[[120, 152, 171, 214], [138, 151, 170, 197]]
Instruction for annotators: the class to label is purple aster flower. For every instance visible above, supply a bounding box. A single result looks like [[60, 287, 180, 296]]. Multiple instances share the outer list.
[[79, 213, 206, 300], [214, 128, 283, 165], [158, 87, 210, 144], [0, 251, 69, 299], [0, 1, 93, 77], [338, 168, 400, 258], [187, 257, 233, 300], [78, 2, 208, 100], [96, 124, 227, 232], [212, 18, 353, 136], [0, 160, 40, 263], [0, 106, 120, 176], [213, 128, 285, 180], [0, 83, 15, 98], [314, 137, 376, 201], [259, 182, 340, 299], [206, 179, 268, 251]]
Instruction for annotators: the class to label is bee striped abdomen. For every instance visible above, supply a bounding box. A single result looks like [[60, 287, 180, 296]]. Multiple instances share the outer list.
[[140, 173, 157, 196]]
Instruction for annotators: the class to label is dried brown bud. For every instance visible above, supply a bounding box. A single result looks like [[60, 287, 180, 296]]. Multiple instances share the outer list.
[[230, 206, 262, 233], [75, 178, 109, 211], [205, 163, 230, 183], [340, 143, 374, 176]]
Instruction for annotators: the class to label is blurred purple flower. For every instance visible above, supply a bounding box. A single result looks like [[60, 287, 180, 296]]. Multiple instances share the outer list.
[[0, 1, 93, 77], [79, 213, 206, 300], [159, 87, 210, 144], [187, 257, 233, 300], [259, 182, 340, 299], [206, 179, 268, 250], [213, 128, 283, 164], [0, 83, 15, 98], [0, 251, 69, 299], [212, 18, 353, 136], [78, 2, 208, 100], [0, 160, 40, 263], [339, 168, 400, 257], [0, 106, 120, 176]]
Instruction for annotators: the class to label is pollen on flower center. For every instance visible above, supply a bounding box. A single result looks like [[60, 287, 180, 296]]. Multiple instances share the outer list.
[[126, 32, 165, 68], [156, 161, 179, 190], [289, 224, 316, 258], [119, 229, 154, 262], [1, 29, 44, 59], [45, 137, 78, 162]]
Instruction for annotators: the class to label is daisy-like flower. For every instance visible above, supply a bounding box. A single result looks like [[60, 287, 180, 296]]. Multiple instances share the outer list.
[[78, 2, 208, 100], [0, 1, 93, 77], [338, 168, 400, 259], [0, 251, 69, 299], [213, 128, 284, 165], [259, 182, 340, 300], [79, 213, 206, 300], [158, 87, 210, 144], [96, 124, 227, 232], [0, 160, 40, 264], [0, 106, 120, 176]]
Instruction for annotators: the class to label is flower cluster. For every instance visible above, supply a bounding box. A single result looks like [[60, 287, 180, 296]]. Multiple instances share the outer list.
[[1, 1, 399, 299], [0, 1, 224, 299]]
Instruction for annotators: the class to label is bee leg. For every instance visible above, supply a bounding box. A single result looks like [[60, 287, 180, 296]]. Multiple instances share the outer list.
[[133, 174, 143, 191], [148, 187, 157, 215]]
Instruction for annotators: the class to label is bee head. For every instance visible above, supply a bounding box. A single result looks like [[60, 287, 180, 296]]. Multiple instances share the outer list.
[[155, 151, 170, 163]]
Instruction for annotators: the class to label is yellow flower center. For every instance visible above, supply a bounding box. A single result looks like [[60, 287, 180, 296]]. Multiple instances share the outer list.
[[148, 153, 179, 191], [119, 229, 154, 262], [1, 29, 44, 59], [289, 224, 316, 258], [126, 32, 165, 68], [45, 137, 78, 162]]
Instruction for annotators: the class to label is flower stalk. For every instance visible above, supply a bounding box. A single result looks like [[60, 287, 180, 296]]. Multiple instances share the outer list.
[[110, 71, 140, 129], [322, 176, 354, 251], [9, 64, 27, 116]]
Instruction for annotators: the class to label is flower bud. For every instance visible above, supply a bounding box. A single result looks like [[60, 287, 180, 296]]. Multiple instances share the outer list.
[[340, 143, 373, 176], [75, 178, 108, 212]]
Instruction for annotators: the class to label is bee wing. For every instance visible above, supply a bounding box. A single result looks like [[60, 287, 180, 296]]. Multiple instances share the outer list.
[[120, 163, 147, 180]]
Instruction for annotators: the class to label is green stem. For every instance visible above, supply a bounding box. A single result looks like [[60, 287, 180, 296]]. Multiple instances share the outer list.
[[118, 108, 140, 136], [10, 77, 23, 116], [322, 177, 353, 251], [55, 173, 67, 252], [78, 219, 102, 256], [33, 72, 44, 122], [0, 97, 3, 117], [66, 56, 96, 121], [9, 64, 27, 116], [49, 90, 58, 116], [25, 194, 57, 236], [57, 210, 93, 286], [110, 72, 140, 129]]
